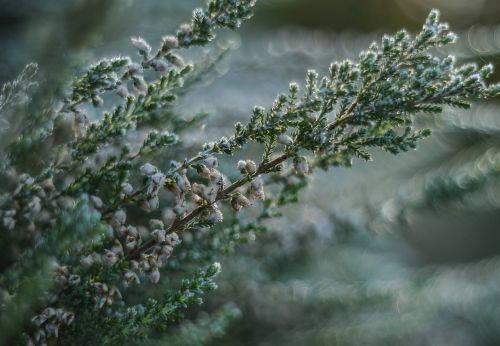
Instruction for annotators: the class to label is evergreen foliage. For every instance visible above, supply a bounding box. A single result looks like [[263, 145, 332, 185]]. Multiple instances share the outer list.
[[0, 1, 498, 345]]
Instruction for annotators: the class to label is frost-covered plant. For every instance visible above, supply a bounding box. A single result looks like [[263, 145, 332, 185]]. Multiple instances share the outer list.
[[0, 1, 499, 345]]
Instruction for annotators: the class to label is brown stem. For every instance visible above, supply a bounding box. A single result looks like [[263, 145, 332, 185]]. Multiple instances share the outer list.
[[125, 153, 289, 260]]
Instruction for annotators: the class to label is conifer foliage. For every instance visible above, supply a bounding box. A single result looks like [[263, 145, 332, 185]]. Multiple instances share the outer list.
[[0, 1, 498, 345]]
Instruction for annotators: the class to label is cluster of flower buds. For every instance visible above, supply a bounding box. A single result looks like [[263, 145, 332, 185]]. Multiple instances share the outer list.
[[54, 265, 81, 286], [236, 160, 257, 174], [30, 307, 74, 345], [140, 163, 166, 211], [91, 282, 122, 309]]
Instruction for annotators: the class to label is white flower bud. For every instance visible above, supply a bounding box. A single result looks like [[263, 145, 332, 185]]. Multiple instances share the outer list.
[[166, 232, 180, 245], [202, 185, 218, 203], [245, 160, 257, 174], [237, 160, 247, 172], [116, 84, 129, 98], [175, 173, 191, 192], [114, 209, 127, 225], [149, 219, 164, 230], [81, 254, 94, 268], [277, 134, 293, 146], [124, 271, 140, 287], [161, 245, 174, 258], [208, 207, 224, 223], [151, 172, 166, 186], [68, 274, 81, 286], [162, 35, 178, 51], [140, 163, 158, 176], [104, 250, 118, 267], [171, 54, 185, 68], [204, 156, 218, 168], [250, 177, 265, 201], [2, 216, 15, 230], [149, 268, 160, 283], [147, 195, 160, 211], [128, 62, 143, 75], [90, 195, 103, 209], [236, 194, 251, 207], [121, 182, 134, 195], [125, 235, 138, 250], [131, 37, 151, 54], [173, 204, 187, 216], [151, 59, 169, 72], [152, 229, 166, 243]]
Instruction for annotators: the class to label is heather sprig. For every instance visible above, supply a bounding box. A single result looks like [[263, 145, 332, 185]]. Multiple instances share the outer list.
[[0, 3, 499, 346]]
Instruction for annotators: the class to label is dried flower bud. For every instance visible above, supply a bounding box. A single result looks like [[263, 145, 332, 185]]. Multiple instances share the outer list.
[[114, 209, 127, 225], [133, 76, 148, 92], [140, 163, 158, 176], [166, 232, 180, 245], [116, 84, 129, 98], [208, 206, 224, 223], [128, 62, 143, 75], [245, 160, 257, 174], [237, 160, 247, 172], [250, 176, 265, 201], [121, 182, 134, 195], [204, 156, 218, 169], [125, 235, 138, 250], [149, 268, 160, 283], [124, 271, 140, 287], [146, 195, 160, 211], [151, 59, 169, 72], [149, 219, 164, 230], [173, 203, 187, 216], [277, 134, 293, 146], [104, 250, 118, 267], [162, 35, 178, 51], [152, 228, 166, 243], [68, 274, 81, 286], [90, 195, 103, 209], [198, 164, 212, 179], [80, 254, 95, 268], [175, 173, 191, 192], [131, 36, 151, 54], [61, 312, 74, 326]]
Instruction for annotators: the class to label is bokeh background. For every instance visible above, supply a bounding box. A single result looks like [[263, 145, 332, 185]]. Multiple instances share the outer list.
[[1, 0, 500, 345]]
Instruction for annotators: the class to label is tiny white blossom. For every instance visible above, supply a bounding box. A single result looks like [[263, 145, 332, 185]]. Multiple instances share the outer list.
[[277, 134, 293, 146]]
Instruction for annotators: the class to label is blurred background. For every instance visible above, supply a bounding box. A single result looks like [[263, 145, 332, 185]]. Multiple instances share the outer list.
[[1, 0, 500, 345]]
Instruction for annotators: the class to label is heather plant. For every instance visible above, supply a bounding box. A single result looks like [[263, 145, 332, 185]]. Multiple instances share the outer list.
[[0, 1, 499, 345]]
